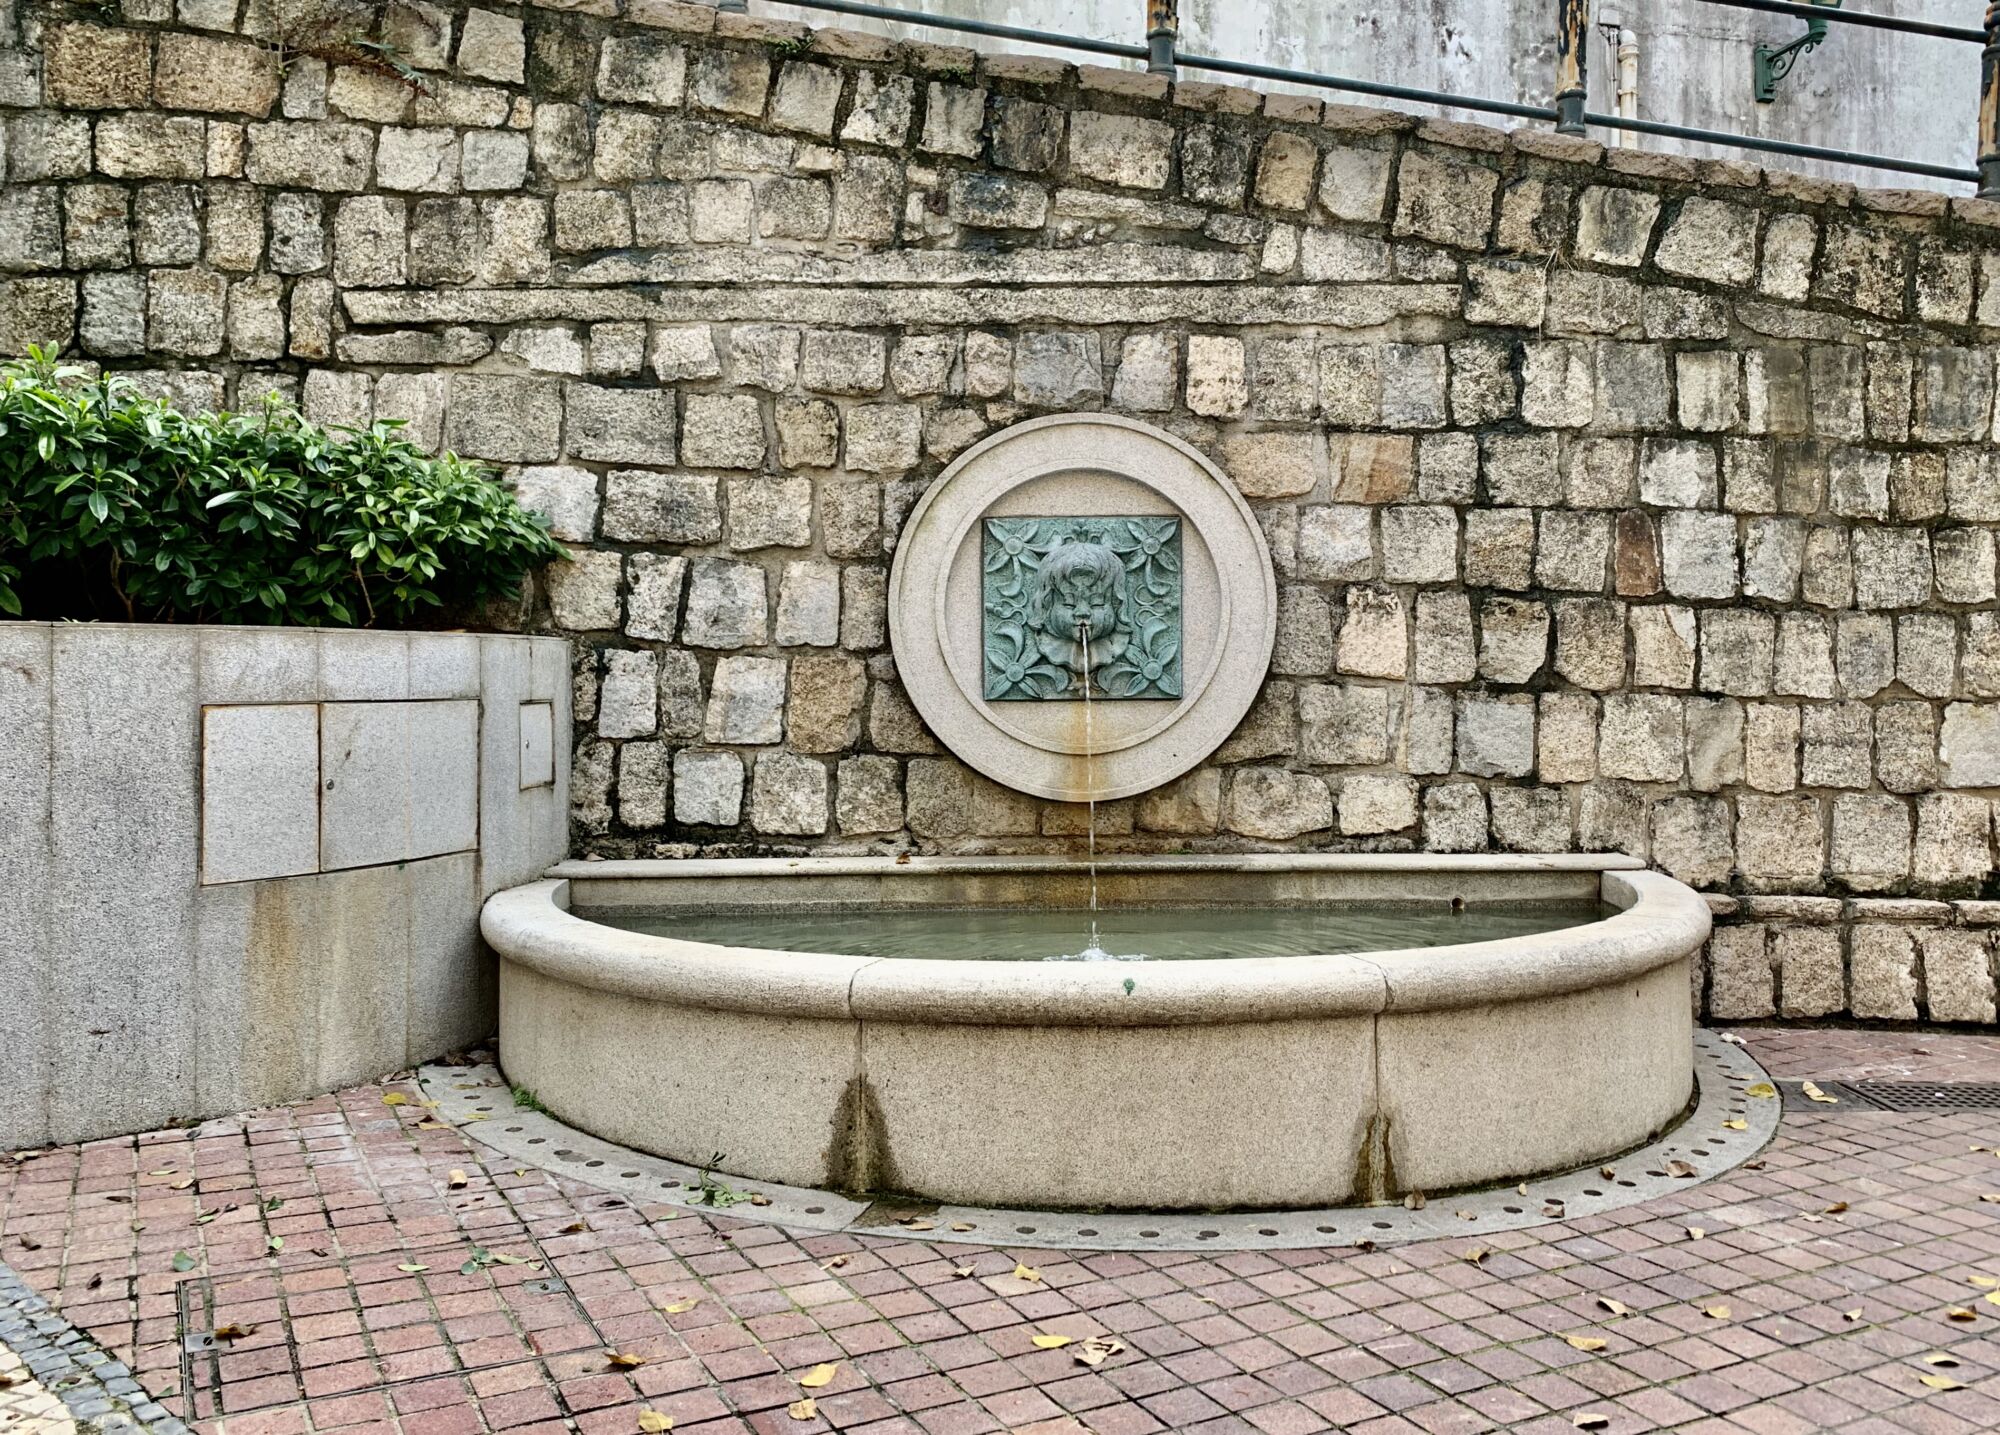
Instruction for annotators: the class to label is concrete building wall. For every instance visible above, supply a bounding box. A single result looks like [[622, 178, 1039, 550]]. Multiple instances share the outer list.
[[764, 0, 1981, 191], [0, 624, 572, 1149]]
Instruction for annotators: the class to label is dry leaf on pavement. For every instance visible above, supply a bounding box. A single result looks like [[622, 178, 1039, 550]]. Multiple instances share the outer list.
[[798, 1362, 838, 1388]]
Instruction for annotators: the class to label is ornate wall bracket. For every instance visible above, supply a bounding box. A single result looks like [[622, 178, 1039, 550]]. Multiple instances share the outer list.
[[1754, 0, 1840, 103]]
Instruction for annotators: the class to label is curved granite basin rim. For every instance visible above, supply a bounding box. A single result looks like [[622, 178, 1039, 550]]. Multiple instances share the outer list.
[[481, 858, 1709, 1027]]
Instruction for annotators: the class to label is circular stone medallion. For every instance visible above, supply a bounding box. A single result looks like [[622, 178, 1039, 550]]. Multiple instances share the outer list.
[[889, 415, 1275, 803]]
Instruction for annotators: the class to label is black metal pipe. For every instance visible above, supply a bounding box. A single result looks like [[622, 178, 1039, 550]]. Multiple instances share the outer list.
[[1147, 0, 1178, 77], [1178, 51, 1558, 122], [1981, 4, 2000, 197], [1585, 110, 1981, 182], [1555, 0, 1589, 134], [768, 0, 1148, 62], [1694, 0, 1984, 45]]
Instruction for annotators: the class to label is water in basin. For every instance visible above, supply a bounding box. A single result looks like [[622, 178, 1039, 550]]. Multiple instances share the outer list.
[[575, 901, 1608, 962]]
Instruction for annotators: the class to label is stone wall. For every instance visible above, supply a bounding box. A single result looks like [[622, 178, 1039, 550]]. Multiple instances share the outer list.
[[5, 0, 2000, 1023]]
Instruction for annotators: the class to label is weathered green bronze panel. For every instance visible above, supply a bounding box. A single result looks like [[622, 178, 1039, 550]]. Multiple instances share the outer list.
[[982, 516, 1182, 701]]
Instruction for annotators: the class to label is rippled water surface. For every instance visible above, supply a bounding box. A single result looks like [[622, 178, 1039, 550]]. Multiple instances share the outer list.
[[575, 902, 1608, 962]]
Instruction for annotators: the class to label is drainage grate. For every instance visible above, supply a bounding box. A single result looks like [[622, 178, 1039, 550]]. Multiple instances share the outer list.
[[1848, 1080, 2000, 1112]]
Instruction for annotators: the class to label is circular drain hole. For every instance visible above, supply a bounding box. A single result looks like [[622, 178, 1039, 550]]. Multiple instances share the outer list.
[[1617, 1180, 1635, 1188], [1584, 1188, 1602, 1196], [1372, 1221, 1391, 1229], [506, 1126, 523, 1133], [621, 1170, 639, 1178], [586, 1160, 604, 1168], [805, 1205, 824, 1215], [663, 1179, 681, 1188], [1199, 1230, 1219, 1239], [1016, 1226, 1036, 1235], [1258, 1227, 1278, 1237], [1077, 1228, 1097, 1237], [1503, 1206, 1522, 1214], [1315, 1225, 1336, 1234], [528, 1137, 546, 1145], [1139, 1229, 1159, 1238], [554, 1149, 578, 1159]]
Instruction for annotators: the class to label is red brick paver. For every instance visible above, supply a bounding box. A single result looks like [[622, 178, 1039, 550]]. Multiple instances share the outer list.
[[3, 1028, 1999, 1433]]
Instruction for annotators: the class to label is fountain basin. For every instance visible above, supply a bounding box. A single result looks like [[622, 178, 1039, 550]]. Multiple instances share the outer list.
[[483, 854, 1708, 1210]]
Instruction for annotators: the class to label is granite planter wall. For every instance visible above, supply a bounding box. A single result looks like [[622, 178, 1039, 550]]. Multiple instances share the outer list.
[[3, 1, 2000, 1024], [0, 622, 571, 1149]]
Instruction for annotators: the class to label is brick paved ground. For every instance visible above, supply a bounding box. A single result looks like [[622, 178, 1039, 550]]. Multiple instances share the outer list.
[[3, 1027, 2000, 1435]]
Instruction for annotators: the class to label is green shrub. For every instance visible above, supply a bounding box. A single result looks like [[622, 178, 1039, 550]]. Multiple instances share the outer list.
[[0, 350, 565, 626]]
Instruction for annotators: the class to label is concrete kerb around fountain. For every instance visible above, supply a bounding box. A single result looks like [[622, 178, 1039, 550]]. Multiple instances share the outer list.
[[483, 854, 1710, 1209]]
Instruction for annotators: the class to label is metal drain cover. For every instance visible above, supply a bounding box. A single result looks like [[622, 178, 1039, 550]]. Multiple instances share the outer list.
[[1849, 1080, 2000, 1111]]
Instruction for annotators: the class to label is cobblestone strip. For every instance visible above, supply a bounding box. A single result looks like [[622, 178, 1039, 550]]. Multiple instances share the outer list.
[[0, 1260, 189, 1435]]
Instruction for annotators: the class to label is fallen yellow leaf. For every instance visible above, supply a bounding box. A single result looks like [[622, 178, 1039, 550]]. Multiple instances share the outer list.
[[1563, 1334, 1608, 1352], [1842, 1309, 1863, 1322], [1599, 1167, 1616, 1180], [895, 1217, 934, 1231], [1013, 1262, 1041, 1283], [396, 1263, 429, 1273], [1822, 1202, 1849, 1215], [606, 1350, 647, 1369], [1686, 1227, 1706, 1241], [1946, 1307, 1978, 1322], [786, 1399, 817, 1421], [664, 1298, 699, 1314], [1597, 1298, 1630, 1317], [949, 1222, 974, 1232], [1969, 1275, 2000, 1289], [1459, 1248, 1489, 1266], [822, 1255, 849, 1270], [1030, 1333, 1072, 1350], [448, 1170, 468, 1189], [1920, 1373, 1967, 1392], [1924, 1353, 1961, 1367], [798, 1363, 838, 1389], [1702, 1305, 1731, 1320], [1722, 1119, 1747, 1131], [1744, 1083, 1776, 1098], [213, 1323, 256, 1341], [382, 1093, 408, 1106], [1573, 1414, 1610, 1430], [637, 1412, 673, 1433], [1404, 1191, 1426, 1210], [953, 1265, 975, 1278], [1666, 1160, 1696, 1179], [1801, 1081, 1839, 1105], [1986, 1291, 2000, 1308]]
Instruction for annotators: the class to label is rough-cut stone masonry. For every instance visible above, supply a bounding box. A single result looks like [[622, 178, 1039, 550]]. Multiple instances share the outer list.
[[7, 0, 2000, 1021]]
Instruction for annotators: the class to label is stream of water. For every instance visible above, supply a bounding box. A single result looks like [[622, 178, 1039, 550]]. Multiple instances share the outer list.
[[1074, 615, 1109, 960]]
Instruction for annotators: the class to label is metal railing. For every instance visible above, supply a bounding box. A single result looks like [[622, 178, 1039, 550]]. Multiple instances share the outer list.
[[759, 0, 1995, 195]]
